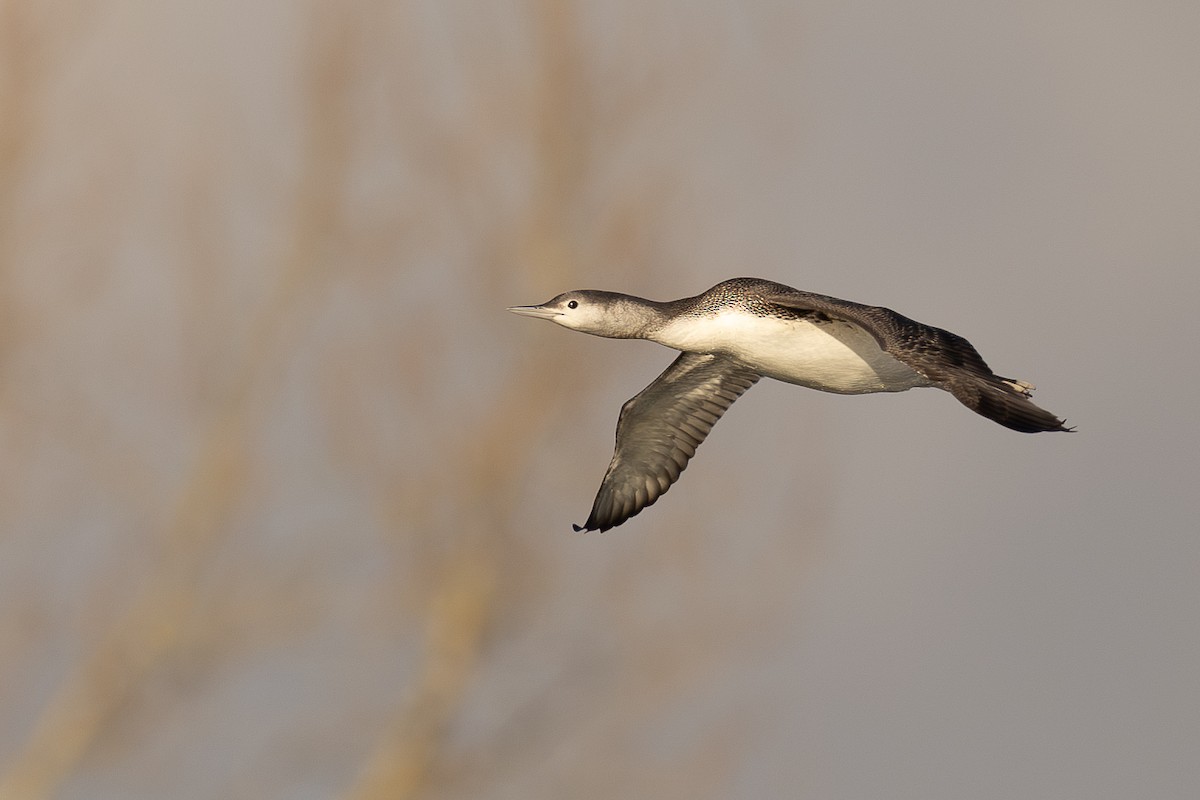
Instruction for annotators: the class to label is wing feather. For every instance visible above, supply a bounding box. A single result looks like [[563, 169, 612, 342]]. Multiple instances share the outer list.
[[575, 352, 760, 532]]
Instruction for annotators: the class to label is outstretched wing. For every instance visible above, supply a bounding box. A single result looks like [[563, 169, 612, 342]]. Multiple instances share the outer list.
[[576, 352, 760, 532], [760, 284, 1070, 433]]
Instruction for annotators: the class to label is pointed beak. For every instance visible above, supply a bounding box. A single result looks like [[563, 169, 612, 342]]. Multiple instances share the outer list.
[[507, 304, 561, 320]]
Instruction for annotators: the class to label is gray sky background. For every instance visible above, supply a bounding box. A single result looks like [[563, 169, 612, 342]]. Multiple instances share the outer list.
[[0, 2, 1197, 799]]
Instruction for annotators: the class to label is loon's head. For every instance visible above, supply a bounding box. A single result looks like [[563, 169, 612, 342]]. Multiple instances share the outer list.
[[508, 290, 656, 338]]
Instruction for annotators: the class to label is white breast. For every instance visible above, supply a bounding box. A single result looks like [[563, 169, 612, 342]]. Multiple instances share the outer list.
[[653, 311, 931, 394]]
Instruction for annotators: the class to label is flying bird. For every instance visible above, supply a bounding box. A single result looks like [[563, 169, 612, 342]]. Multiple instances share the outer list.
[[509, 278, 1071, 532]]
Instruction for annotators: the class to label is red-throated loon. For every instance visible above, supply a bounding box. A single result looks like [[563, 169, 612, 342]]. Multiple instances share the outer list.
[[509, 277, 1072, 532]]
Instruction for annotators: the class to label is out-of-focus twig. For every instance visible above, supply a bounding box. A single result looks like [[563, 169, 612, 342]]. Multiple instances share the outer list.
[[0, 5, 360, 797], [341, 552, 495, 800]]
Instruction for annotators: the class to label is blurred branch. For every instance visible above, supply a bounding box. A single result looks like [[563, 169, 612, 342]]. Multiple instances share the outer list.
[[0, 4, 360, 797], [338, 3, 604, 796], [341, 554, 495, 800], [342, 329, 580, 799], [0, 2, 96, 373]]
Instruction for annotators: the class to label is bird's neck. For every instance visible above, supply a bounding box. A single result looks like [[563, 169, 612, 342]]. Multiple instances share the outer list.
[[596, 294, 676, 339]]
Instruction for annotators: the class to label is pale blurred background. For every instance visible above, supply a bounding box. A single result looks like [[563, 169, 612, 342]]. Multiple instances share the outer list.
[[1, 2, 1198, 799]]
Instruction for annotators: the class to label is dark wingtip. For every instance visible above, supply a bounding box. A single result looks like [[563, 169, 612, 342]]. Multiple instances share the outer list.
[[1042, 414, 1075, 433], [1029, 416, 1074, 434], [961, 382, 1074, 434], [572, 522, 588, 533], [1009, 416, 1073, 433]]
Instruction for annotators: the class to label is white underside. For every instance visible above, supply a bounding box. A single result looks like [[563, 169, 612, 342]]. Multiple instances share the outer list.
[[653, 311, 932, 394]]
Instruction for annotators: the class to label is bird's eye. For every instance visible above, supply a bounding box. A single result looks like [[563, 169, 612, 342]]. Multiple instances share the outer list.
[[567, 300, 578, 309]]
